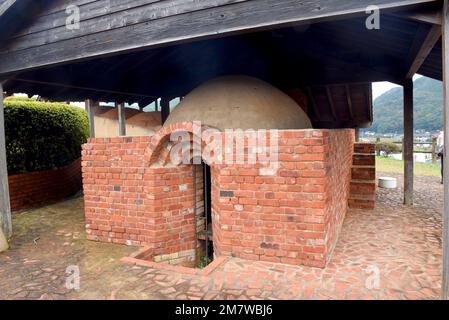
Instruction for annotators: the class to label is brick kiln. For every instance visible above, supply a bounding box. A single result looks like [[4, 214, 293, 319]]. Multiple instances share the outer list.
[[82, 76, 373, 268]]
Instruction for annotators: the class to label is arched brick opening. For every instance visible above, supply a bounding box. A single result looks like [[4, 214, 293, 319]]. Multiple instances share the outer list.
[[142, 122, 222, 266]]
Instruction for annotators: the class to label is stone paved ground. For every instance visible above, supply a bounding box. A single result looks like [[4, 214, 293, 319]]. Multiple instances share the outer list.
[[0, 172, 443, 300]]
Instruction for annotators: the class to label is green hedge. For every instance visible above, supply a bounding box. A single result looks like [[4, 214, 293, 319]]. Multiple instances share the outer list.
[[4, 97, 89, 174], [375, 141, 402, 156]]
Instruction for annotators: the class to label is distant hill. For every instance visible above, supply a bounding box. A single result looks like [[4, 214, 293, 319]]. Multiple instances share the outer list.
[[370, 77, 443, 134]]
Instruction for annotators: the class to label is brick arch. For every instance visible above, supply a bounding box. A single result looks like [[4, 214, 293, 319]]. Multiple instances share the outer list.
[[144, 122, 221, 167]]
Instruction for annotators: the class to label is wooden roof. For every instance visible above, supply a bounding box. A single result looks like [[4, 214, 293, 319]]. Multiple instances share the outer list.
[[0, 0, 444, 129]]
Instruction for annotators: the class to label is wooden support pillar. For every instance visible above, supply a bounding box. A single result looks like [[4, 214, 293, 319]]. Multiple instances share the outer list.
[[442, 0, 449, 300], [117, 102, 126, 136], [0, 83, 11, 238], [403, 79, 414, 206], [85, 99, 96, 138], [355, 128, 360, 142], [161, 98, 170, 125]]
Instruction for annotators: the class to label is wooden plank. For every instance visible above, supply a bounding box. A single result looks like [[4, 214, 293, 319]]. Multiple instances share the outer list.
[[8, 0, 436, 52], [367, 83, 374, 122], [437, 13, 446, 305], [325, 86, 337, 120], [394, 5, 442, 25], [345, 85, 354, 120], [403, 79, 414, 206], [406, 24, 441, 78], [34, 0, 98, 17], [0, 0, 16, 17], [117, 102, 126, 136], [85, 99, 96, 138], [0, 83, 11, 238], [0, 0, 438, 75], [4, 0, 248, 52], [17, 0, 237, 37], [13, 78, 157, 99], [306, 87, 321, 120]]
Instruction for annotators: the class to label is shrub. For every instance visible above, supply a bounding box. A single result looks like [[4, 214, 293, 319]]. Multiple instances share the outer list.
[[375, 141, 401, 156], [4, 97, 89, 174]]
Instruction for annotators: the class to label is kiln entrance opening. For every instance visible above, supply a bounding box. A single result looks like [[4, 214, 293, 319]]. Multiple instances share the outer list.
[[195, 161, 214, 268]]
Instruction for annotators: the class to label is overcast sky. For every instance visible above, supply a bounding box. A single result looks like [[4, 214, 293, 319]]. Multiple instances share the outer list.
[[372, 74, 422, 99]]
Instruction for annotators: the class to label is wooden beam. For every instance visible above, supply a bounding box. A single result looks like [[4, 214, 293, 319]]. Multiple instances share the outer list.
[[117, 102, 126, 136], [442, 0, 449, 301], [0, 0, 16, 17], [394, 6, 443, 25], [12, 78, 158, 99], [85, 99, 96, 139], [345, 85, 354, 120], [406, 24, 441, 79], [403, 79, 414, 206], [0, 0, 438, 75], [0, 83, 11, 238], [160, 98, 170, 125], [367, 83, 374, 123], [306, 87, 321, 120], [325, 86, 337, 120]]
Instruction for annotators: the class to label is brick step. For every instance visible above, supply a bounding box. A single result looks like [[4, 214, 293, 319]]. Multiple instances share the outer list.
[[351, 164, 376, 169], [350, 179, 376, 184], [348, 194, 376, 201], [352, 152, 376, 156], [348, 198, 375, 209], [353, 154, 375, 166]]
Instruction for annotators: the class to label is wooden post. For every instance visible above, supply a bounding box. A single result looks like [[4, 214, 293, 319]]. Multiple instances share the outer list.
[[355, 128, 360, 142], [0, 83, 12, 238], [432, 136, 437, 164], [85, 99, 96, 138], [442, 0, 449, 300], [161, 98, 170, 125], [117, 102, 126, 136], [403, 79, 414, 206], [401, 138, 405, 160]]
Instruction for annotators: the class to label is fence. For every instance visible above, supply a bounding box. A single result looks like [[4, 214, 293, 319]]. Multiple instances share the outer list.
[[377, 137, 439, 163]]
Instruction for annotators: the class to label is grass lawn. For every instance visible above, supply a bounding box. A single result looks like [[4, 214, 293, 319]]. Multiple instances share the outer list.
[[376, 156, 441, 177]]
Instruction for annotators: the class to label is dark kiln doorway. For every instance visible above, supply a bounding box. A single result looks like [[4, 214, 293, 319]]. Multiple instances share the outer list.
[[195, 161, 213, 268]]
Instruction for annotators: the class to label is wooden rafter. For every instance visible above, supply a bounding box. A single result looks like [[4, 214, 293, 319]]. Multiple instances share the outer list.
[[406, 24, 441, 79], [0, 83, 11, 238], [306, 87, 320, 121], [442, 0, 449, 301], [0, 0, 438, 75], [325, 86, 337, 121], [394, 5, 442, 25], [12, 78, 158, 100], [0, 0, 16, 17], [344, 85, 354, 120]]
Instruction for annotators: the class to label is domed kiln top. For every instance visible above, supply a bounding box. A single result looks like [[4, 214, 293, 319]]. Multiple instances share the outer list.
[[164, 76, 312, 130]]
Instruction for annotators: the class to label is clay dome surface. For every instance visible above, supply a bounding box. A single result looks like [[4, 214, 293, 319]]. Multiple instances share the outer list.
[[164, 76, 312, 130]]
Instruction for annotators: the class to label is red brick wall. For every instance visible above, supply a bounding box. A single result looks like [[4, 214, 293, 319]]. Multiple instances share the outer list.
[[82, 124, 355, 268], [82, 136, 197, 264], [212, 130, 353, 267], [82, 136, 149, 246], [9, 159, 82, 211], [349, 143, 376, 209], [324, 131, 354, 258]]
